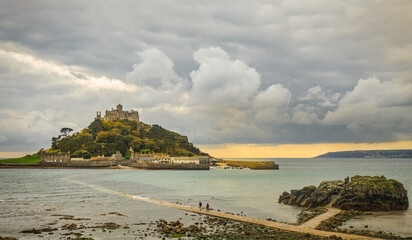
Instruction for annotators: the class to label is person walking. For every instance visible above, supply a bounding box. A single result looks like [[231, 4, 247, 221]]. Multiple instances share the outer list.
[[199, 201, 202, 209], [206, 203, 210, 211]]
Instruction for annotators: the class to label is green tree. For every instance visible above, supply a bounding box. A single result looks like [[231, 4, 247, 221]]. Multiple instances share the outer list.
[[88, 119, 103, 138], [130, 137, 142, 152], [96, 131, 117, 143], [51, 137, 59, 150], [72, 150, 92, 159], [60, 127, 73, 137]]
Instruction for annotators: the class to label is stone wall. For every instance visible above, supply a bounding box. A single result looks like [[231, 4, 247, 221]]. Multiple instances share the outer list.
[[41, 152, 117, 167], [41, 152, 70, 163], [41, 160, 117, 168], [127, 162, 210, 170]]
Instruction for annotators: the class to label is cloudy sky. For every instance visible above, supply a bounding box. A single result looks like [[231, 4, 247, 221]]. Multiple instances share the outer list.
[[0, 1, 411, 157]]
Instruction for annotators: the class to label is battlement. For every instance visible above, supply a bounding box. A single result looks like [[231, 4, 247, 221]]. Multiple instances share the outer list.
[[96, 104, 139, 122]]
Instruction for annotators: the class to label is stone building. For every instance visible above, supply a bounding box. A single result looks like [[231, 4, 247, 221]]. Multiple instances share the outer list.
[[41, 152, 70, 163], [130, 153, 170, 163], [129, 153, 210, 165], [41, 151, 119, 167], [96, 104, 139, 122], [171, 156, 210, 164]]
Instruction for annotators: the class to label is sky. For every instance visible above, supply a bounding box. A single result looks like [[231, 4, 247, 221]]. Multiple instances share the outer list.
[[0, 1, 411, 158]]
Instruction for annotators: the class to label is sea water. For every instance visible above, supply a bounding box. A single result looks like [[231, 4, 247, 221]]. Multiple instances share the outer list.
[[0, 158, 411, 237]]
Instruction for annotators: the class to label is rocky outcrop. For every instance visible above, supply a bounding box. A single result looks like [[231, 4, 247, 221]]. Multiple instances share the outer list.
[[333, 175, 409, 211], [278, 176, 409, 211], [278, 181, 344, 208]]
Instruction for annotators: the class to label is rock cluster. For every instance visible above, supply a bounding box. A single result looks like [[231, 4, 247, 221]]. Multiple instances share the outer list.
[[156, 219, 205, 236], [278, 176, 409, 211], [279, 180, 344, 208]]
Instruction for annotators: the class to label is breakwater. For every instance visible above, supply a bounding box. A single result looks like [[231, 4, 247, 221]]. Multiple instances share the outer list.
[[41, 160, 117, 168], [127, 162, 210, 170], [224, 160, 279, 169], [0, 162, 41, 168], [0, 161, 117, 168]]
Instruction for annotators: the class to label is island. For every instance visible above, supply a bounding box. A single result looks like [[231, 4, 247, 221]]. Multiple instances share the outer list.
[[1, 104, 279, 170]]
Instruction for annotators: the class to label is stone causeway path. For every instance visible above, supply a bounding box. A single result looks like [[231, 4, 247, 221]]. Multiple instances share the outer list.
[[299, 206, 342, 229], [65, 178, 383, 240]]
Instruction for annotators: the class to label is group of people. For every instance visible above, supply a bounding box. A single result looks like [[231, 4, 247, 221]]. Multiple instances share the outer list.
[[198, 201, 210, 211], [344, 176, 350, 184]]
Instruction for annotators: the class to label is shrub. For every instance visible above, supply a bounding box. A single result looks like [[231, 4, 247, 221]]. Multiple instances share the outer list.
[[72, 150, 92, 159]]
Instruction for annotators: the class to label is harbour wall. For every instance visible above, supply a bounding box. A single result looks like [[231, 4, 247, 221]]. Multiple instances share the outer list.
[[127, 162, 210, 170], [41, 160, 117, 168], [224, 160, 279, 170]]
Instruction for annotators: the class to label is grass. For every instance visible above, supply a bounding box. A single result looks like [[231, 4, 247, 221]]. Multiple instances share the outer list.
[[0, 155, 41, 163], [170, 233, 185, 238]]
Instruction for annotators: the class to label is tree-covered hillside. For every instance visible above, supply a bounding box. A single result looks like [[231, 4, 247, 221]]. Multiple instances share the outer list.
[[51, 119, 204, 158]]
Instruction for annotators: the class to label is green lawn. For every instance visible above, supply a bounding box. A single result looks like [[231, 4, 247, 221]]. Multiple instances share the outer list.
[[0, 155, 41, 163]]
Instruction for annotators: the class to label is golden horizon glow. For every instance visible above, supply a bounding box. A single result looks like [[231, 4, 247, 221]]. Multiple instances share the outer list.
[[198, 141, 412, 158], [0, 151, 34, 159], [1, 141, 411, 159]]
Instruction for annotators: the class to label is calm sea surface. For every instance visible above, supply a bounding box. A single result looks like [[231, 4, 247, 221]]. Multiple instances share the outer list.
[[0, 158, 411, 238]]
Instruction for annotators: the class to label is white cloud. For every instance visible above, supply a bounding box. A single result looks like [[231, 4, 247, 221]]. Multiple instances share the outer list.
[[255, 84, 291, 108], [126, 48, 189, 90], [254, 84, 291, 124], [292, 104, 319, 125], [125, 48, 190, 108], [300, 85, 341, 107], [291, 85, 341, 125], [0, 46, 138, 92], [0, 109, 79, 150], [323, 77, 412, 139], [190, 47, 260, 108]]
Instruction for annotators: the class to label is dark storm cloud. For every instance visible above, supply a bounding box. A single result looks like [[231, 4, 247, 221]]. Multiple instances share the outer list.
[[0, 0, 411, 151]]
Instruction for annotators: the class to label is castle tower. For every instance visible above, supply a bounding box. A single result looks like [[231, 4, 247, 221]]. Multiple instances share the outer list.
[[116, 104, 123, 112], [95, 111, 101, 120]]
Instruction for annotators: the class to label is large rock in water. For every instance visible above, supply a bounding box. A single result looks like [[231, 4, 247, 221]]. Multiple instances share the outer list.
[[333, 176, 409, 211], [278, 176, 409, 211]]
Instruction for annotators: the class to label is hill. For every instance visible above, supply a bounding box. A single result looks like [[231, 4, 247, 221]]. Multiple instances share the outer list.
[[51, 119, 205, 158], [315, 149, 412, 158]]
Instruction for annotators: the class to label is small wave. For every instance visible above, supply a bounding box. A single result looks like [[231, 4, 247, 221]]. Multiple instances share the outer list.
[[132, 195, 150, 200]]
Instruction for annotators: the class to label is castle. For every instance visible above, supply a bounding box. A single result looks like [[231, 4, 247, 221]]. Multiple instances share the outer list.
[[96, 104, 139, 122]]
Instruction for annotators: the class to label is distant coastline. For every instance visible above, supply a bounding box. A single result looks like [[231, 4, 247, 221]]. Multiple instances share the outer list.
[[315, 149, 412, 158]]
